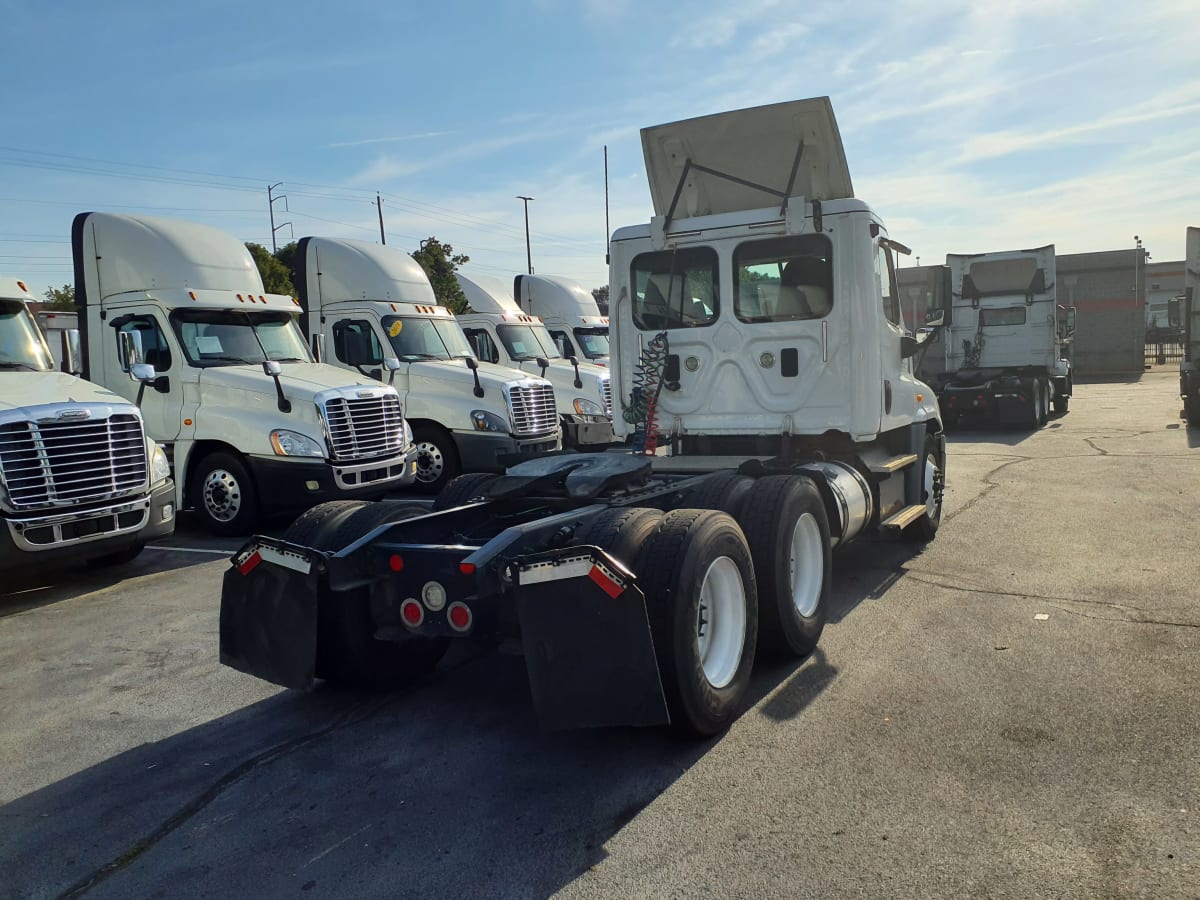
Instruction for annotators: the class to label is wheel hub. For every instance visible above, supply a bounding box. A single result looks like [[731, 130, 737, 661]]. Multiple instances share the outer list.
[[202, 469, 241, 522], [787, 513, 824, 618], [415, 441, 444, 484], [695, 555, 747, 690]]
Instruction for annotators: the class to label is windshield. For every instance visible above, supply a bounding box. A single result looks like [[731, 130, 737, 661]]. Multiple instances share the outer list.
[[573, 327, 610, 359], [0, 299, 54, 372], [382, 315, 475, 361], [169, 309, 311, 367], [497, 323, 560, 361]]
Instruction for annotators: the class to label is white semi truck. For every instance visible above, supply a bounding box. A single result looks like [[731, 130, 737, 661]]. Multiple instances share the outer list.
[[917, 245, 1071, 428], [219, 97, 945, 738], [72, 213, 419, 536], [0, 277, 175, 571], [295, 237, 562, 490], [514, 274, 610, 366], [1181, 226, 1200, 426], [455, 272, 615, 448]]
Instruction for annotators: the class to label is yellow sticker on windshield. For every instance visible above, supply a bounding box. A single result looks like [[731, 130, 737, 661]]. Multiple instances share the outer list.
[[388, 320, 403, 337]]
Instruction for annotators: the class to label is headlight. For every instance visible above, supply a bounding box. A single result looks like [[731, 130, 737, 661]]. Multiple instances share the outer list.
[[402, 419, 414, 447], [470, 409, 509, 433], [150, 444, 171, 484], [573, 398, 604, 416], [270, 429, 326, 457]]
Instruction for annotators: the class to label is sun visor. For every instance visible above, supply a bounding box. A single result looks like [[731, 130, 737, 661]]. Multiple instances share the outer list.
[[640, 97, 854, 219]]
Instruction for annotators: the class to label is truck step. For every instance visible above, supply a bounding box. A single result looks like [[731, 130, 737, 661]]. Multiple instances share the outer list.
[[868, 453, 919, 475], [879, 504, 927, 533]]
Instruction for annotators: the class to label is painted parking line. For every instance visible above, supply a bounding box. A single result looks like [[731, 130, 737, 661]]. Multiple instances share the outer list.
[[145, 545, 235, 556]]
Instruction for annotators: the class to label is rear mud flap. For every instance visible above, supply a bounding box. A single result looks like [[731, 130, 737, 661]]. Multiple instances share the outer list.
[[219, 541, 323, 690], [514, 548, 669, 730]]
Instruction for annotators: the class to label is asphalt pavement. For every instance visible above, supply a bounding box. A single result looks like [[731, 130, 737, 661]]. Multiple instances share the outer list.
[[1, 372, 1196, 899]]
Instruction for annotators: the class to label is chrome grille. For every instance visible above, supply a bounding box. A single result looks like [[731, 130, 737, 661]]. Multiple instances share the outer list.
[[508, 383, 558, 437], [322, 393, 404, 461], [0, 413, 148, 510], [601, 378, 612, 418]]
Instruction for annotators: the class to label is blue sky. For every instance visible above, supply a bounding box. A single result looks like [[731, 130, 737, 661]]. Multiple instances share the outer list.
[[3, 0, 1198, 298]]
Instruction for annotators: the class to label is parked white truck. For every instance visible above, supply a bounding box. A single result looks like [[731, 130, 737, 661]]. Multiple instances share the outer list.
[[514, 274, 610, 366], [71, 213, 419, 535], [295, 237, 562, 490], [455, 272, 615, 448], [36, 309, 77, 371], [1, 277, 175, 571], [1181, 226, 1200, 426], [219, 97, 945, 738], [917, 245, 1071, 428]]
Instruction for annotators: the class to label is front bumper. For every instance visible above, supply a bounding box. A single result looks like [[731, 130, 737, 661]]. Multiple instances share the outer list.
[[453, 430, 561, 472], [246, 447, 419, 517], [561, 415, 616, 449], [0, 480, 176, 570]]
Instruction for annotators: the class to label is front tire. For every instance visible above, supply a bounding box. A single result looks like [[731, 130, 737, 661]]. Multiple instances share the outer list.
[[190, 451, 260, 536], [635, 509, 758, 737], [905, 435, 944, 542], [737, 476, 831, 658], [412, 424, 462, 492]]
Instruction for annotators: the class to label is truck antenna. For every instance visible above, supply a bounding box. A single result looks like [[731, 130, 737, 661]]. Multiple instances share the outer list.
[[376, 194, 386, 245]]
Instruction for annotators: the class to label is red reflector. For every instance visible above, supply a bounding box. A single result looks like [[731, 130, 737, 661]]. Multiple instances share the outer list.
[[447, 602, 472, 631], [389, 554, 404, 572], [401, 600, 423, 626], [237, 550, 262, 576], [588, 565, 623, 599], [459, 562, 475, 575]]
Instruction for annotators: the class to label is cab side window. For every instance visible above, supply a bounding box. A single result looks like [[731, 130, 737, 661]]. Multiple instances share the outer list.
[[876, 243, 901, 327], [550, 329, 575, 357], [463, 329, 500, 364], [332, 320, 383, 366], [115, 315, 172, 371]]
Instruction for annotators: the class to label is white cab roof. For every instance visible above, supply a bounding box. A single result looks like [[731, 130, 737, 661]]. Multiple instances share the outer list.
[[457, 272, 521, 314], [516, 274, 603, 321], [0, 277, 35, 302], [640, 96, 853, 218], [301, 237, 436, 305]]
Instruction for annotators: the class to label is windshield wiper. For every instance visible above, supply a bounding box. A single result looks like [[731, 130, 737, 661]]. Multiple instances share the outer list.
[[271, 356, 306, 363], [200, 355, 259, 365], [400, 353, 442, 361], [0, 361, 41, 371]]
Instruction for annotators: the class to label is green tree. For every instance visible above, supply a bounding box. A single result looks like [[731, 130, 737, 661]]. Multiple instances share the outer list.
[[245, 242, 296, 296], [273, 241, 299, 290], [411, 237, 470, 312], [591, 285, 609, 315], [42, 284, 75, 310]]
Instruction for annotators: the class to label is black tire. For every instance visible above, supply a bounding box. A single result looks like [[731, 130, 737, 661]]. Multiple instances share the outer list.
[[573, 507, 664, 570], [1053, 396, 1069, 414], [412, 424, 462, 492], [1038, 379, 1049, 427], [1186, 390, 1200, 427], [85, 543, 145, 568], [1025, 381, 1042, 430], [736, 476, 831, 658], [634, 509, 758, 737], [189, 450, 260, 536], [904, 434, 944, 542], [686, 470, 755, 518], [283, 500, 368, 547], [300, 500, 448, 689], [432, 472, 500, 511]]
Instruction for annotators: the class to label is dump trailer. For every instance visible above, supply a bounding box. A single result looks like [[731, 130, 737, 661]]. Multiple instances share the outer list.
[[219, 97, 945, 737], [919, 245, 1071, 428], [0, 277, 175, 572], [1181, 226, 1200, 426]]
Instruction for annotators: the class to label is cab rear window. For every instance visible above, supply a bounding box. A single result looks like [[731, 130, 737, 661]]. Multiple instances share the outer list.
[[979, 306, 1026, 326], [631, 247, 718, 330]]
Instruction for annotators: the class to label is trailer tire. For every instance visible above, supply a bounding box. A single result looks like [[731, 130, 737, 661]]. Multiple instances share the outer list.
[[190, 451, 260, 536], [1053, 396, 1069, 414], [573, 507, 663, 570], [635, 509, 757, 737], [686, 470, 755, 518], [412, 424, 462, 493], [432, 472, 500, 511], [283, 500, 367, 547], [737, 475, 831, 659], [299, 502, 449, 689], [905, 434, 944, 542]]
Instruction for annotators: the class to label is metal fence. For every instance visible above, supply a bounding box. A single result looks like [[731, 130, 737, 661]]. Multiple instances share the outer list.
[[1144, 327, 1185, 367]]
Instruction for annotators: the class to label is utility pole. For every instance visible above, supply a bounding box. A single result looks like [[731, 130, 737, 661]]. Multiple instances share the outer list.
[[517, 195, 534, 274], [604, 146, 610, 265], [376, 194, 386, 245], [267, 183, 291, 253]]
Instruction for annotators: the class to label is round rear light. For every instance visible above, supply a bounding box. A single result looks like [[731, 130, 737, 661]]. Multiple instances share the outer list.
[[400, 599, 424, 627], [447, 602, 472, 632]]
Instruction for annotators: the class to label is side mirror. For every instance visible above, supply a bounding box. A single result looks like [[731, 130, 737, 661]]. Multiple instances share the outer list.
[[463, 355, 484, 398], [924, 310, 946, 328], [464, 356, 478, 371], [262, 360, 283, 377], [61, 329, 81, 375], [131, 362, 157, 383], [311, 332, 325, 363], [383, 356, 400, 386], [900, 335, 920, 359], [261, 360, 291, 413], [118, 329, 144, 372]]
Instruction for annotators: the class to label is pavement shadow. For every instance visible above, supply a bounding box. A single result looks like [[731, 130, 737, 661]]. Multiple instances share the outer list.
[[0, 650, 715, 900]]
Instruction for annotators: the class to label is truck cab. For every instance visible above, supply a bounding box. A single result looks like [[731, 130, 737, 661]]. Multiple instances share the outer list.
[[1181, 226, 1200, 425], [514, 274, 610, 367], [455, 272, 615, 449], [72, 213, 419, 535], [296, 237, 562, 490], [0, 277, 175, 571]]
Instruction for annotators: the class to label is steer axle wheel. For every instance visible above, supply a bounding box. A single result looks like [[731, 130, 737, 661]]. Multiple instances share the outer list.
[[190, 451, 259, 536]]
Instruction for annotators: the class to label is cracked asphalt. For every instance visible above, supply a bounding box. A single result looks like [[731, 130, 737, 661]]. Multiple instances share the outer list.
[[1, 372, 1197, 899]]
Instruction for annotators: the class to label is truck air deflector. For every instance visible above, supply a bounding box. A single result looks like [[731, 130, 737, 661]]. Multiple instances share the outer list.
[[640, 97, 853, 221], [514, 546, 669, 730]]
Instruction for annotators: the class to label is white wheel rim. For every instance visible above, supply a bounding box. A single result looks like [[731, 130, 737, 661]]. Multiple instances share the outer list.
[[695, 556, 747, 689], [787, 513, 824, 618], [202, 469, 241, 523], [415, 441, 444, 484], [923, 453, 941, 519]]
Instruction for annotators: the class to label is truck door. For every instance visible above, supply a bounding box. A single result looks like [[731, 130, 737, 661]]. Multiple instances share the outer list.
[[462, 327, 501, 365], [877, 242, 909, 433], [330, 318, 385, 380], [108, 311, 183, 442]]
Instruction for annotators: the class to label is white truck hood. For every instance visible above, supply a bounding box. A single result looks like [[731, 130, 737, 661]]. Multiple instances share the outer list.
[[199, 362, 387, 403], [408, 357, 543, 392], [0, 372, 135, 412], [641, 96, 853, 218]]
